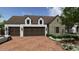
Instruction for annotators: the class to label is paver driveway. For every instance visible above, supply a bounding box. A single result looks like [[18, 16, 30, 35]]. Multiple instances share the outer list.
[[0, 36, 63, 51]]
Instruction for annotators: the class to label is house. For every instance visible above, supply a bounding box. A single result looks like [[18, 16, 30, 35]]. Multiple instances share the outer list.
[[5, 15, 65, 37], [70, 24, 79, 35]]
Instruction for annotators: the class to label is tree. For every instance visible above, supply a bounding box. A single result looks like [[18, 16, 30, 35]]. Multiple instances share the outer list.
[[61, 7, 79, 33], [0, 14, 5, 35], [0, 14, 4, 28]]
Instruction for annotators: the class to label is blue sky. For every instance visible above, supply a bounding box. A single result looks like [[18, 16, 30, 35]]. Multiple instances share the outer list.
[[0, 7, 62, 20]]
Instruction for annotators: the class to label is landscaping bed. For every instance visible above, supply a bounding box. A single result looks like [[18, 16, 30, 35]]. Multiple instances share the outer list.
[[47, 34, 79, 51]]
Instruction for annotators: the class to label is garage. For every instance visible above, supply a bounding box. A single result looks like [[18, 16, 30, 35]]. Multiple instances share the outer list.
[[9, 27, 20, 36], [24, 27, 45, 36]]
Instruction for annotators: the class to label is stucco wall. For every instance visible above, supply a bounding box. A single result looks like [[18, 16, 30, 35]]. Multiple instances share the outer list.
[[48, 17, 65, 35]]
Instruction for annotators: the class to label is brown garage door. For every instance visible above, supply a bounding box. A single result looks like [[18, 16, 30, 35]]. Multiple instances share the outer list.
[[9, 27, 20, 36], [24, 27, 45, 36]]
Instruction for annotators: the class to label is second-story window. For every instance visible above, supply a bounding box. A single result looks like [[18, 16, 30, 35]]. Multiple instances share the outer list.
[[38, 18, 44, 25], [40, 20, 42, 24], [27, 20, 30, 24], [25, 17, 31, 24]]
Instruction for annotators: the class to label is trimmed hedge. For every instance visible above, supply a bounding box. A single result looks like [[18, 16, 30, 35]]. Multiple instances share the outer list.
[[47, 34, 79, 39], [47, 34, 63, 39]]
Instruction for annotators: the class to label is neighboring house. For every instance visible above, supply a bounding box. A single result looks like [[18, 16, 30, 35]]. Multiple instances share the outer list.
[[48, 16, 65, 35], [70, 24, 79, 35], [5, 15, 65, 37]]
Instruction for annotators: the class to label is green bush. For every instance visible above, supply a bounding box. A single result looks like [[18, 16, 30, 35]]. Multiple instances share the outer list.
[[61, 43, 75, 51], [72, 35, 79, 39], [63, 34, 79, 39], [47, 34, 79, 39], [62, 34, 72, 38], [55, 35, 63, 39], [47, 34, 63, 39]]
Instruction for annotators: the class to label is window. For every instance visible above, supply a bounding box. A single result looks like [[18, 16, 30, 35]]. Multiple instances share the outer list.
[[25, 17, 31, 24], [56, 27, 59, 33], [27, 20, 30, 24], [40, 20, 42, 24], [38, 18, 44, 25]]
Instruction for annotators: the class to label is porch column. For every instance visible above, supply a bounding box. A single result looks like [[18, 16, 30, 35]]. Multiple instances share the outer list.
[[45, 25, 47, 36], [20, 25, 23, 37]]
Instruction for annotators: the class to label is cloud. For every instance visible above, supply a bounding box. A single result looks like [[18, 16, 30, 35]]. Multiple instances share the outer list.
[[47, 7, 62, 16]]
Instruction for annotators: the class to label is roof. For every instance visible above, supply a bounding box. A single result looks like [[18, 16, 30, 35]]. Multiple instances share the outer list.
[[5, 15, 59, 24]]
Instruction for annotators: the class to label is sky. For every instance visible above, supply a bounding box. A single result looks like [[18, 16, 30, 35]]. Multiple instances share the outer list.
[[0, 7, 62, 20]]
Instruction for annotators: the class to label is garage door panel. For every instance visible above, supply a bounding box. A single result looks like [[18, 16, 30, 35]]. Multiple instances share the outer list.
[[9, 27, 20, 36], [24, 27, 45, 36]]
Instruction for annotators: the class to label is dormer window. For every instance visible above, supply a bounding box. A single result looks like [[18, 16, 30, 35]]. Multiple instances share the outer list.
[[27, 20, 30, 24], [40, 20, 42, 24], [38, 18, 44, 25], [25, 17, 31, 24]]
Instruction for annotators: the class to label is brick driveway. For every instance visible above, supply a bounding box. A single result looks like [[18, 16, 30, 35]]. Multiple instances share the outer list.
[[0, 36, 63, 51]]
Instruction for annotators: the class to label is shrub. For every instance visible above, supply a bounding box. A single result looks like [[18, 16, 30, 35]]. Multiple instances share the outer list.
[[55, 35, 63, 39], [61, 43, 75, 50], [72, 35, 79, 39], [47, 33, 79, 40], [61, 34, 79, 39], [47, 34, 63, 39], [62, 34, 73, 38]]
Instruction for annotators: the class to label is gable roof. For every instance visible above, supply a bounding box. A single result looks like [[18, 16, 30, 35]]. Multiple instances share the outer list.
[[5, 15, 59, 24]]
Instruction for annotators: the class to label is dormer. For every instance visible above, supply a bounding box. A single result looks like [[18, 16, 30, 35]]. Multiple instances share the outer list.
[[38, 18, 44, 25], [25, 17, 31, 25]]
